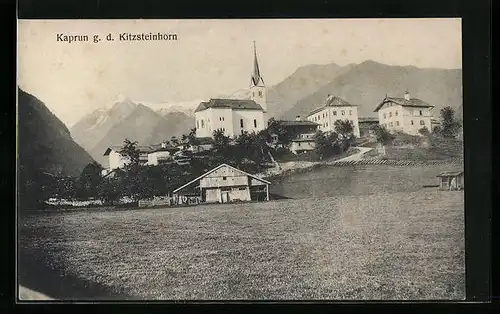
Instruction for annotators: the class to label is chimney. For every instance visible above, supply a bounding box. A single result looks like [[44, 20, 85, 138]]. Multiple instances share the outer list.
[[404, 91, 410, 100], [295, 115, 301, 121]]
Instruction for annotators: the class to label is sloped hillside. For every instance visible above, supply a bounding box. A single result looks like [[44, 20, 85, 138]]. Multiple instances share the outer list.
[[18, 88, 95, 177], [266, 63, 356, 119], [284, 60, 462, 119]]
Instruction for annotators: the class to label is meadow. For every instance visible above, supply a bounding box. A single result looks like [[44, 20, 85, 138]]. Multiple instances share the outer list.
[[19, 164, 465, 300]]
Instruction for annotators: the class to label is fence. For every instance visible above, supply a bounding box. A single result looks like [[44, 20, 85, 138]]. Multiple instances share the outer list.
[[138, 195, 202, 207], [328, 158, 463, 167]]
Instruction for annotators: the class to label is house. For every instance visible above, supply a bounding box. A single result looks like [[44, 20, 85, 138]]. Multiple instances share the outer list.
[[374, 91, 434, 136], [195, 42, 267, 139], [147, 142, 178, 166], [177, 137, 214, 154], [306, 95, 360, 138], [172, 163, 271, 204], [436, 171, 464, 190], [272, 117, 319, 154], [358, 117, 379, 137], [103, 145, 153, 170]]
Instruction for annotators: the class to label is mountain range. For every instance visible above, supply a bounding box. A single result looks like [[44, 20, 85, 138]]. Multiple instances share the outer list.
[[71, 99, 194, 166], [68, 59, 462, 167], [17, 88, 95, 180]]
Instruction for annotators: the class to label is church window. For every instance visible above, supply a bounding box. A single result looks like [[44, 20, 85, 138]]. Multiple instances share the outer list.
[[419, 110, 423, 116], [333, 111, 337, 116], [240, 119, 244, 128], [254, 119, 257, 128], [411, 120, 414, 125], [258, 91, 262, 97], [222, 117, 224, 121], [201, 120, 205, 128], [341, 110, 345, 116], [395, 111, 398, 116]]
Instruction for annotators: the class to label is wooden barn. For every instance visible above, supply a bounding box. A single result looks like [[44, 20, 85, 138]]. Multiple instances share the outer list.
[[436, 171, 464, 190], [172, 163, 271, 204]]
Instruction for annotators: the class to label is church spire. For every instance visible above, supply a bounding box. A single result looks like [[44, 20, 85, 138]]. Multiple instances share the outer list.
[[251, 41, 264, 87]]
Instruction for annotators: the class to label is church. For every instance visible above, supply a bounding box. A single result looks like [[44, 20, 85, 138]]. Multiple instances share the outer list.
[[194, 42, 267, 138]]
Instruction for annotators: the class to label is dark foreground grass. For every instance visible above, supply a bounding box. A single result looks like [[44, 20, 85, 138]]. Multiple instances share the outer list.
[[19, 190, 464, 300]]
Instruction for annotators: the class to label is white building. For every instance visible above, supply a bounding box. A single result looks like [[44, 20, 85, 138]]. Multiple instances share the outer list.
[[195, 42, 267, 138], [374, 92, 434, 136], [103, 145, 152, 170], [306, 95, 360, 138]]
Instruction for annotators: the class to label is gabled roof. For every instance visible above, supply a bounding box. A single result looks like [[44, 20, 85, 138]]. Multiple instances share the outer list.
[[278, 120, 320, 127], [172, 163, 271, 193], [194, 99, 263, 113], [103, 145, 154, 156], [436, 171, 464, 177], [374, 96, 434, 112], [358, 117, 379, 123], [308, 95, 357, 116]]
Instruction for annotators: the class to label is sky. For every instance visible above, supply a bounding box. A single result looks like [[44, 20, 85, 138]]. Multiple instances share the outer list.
[[17, 19, 462, 127]]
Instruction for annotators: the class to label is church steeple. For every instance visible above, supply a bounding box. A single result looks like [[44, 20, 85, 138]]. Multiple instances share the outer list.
[[250, 41, 265, 87], [249, 41, 267, 113]]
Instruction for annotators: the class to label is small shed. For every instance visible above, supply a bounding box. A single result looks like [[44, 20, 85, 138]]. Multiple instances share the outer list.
[[436, 171, 464, 190], [172, 163, 271, 204]]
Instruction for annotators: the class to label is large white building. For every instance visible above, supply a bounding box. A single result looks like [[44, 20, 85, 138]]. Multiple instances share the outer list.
[[374, 92, 434, 136], [195, 42, 267, 138], [306, 95, 360, 138]]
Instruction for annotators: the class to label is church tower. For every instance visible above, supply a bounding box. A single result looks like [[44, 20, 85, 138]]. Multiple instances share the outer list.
[[249, 41, 267, 113]]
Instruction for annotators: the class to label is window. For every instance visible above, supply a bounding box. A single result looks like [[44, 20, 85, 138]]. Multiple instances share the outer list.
[[395, 111, 398, 116], [389, 112, 392, 117], [252, 92, 255, 97], [222, 176, 227, 180], [298, 142, 301, 147], [420, 120, 425, 125], [341, 110, 345, 116], [326, 112, 328, 117], [196, 120, 199, 128], [238, 187, 246, 191], [253, 119, 257, 128], [258, 91, 262, 97], [411, 120, 414, 125], [419, 110, 423, 116], [389, 122, 393, 127], [219, 117, 222, 121], [201, 120, 205, 128], [396, 121, 400, 126], [383, 113, 386, 119], [326, 122, 328, 127], [240, 119, 244, 128], [333, 111, 337, 116], [349, 110, 352, 115]]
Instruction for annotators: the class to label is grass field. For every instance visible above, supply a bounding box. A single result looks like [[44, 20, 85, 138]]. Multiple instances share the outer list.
[[19, 176, 464, 300]]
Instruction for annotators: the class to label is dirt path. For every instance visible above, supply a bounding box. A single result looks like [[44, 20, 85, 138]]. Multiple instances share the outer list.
[[326, 146, 373, 163]]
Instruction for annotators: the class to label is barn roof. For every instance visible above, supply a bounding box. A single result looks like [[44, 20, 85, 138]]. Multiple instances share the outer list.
[[374, 96, 434, 112], [436, 171, 464, 177], [308, 95, 357, 116], [172, 163, 271, 193], [194, 99, 263, 112]]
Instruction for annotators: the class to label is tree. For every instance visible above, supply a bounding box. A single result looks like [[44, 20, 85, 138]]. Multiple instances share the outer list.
[[76, 161, 103, 198], [313, 130, 341, 159], [267, 118, 293, 148], [370, 124, 395, 145], [418, 126, 430, 136], [187, 128, 200, 146], [439, 106, 462, 138], [170, 136, 180, 147], [334, 119, 355, 152], [120, 139, 140, 167]]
